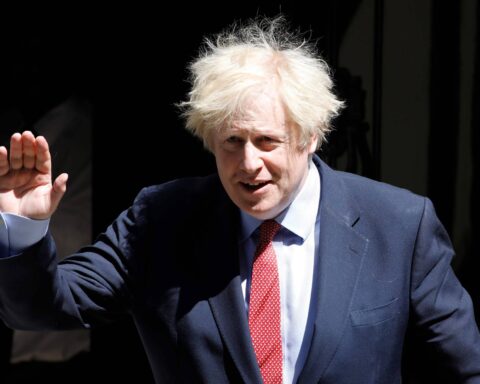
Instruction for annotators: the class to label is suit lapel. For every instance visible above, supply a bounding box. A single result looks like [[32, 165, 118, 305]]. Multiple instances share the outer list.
[[196, 182, 263, 383], [298, 158, 369, 383], [209, 276, 263, 383]]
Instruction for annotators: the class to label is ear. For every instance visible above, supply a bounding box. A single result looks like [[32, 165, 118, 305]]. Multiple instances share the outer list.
[[307, 134, 319, 154]]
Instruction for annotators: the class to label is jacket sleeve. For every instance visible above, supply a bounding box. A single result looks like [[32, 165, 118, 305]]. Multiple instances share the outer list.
[[0, 187, 150, 331], [410, 197, 480, 381]]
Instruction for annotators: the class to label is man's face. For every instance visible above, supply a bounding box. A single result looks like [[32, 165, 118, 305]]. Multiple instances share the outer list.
[[212, 89, 318, 220]]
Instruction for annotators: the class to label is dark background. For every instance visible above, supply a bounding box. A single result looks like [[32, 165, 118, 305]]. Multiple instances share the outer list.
[[0, 1, 479, 382]]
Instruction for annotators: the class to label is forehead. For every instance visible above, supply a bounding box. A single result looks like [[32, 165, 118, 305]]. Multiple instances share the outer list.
[[228, 88, 288, 131]]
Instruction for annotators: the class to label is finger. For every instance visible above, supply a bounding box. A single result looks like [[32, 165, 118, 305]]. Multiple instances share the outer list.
[[9, 133, 22, 170], [50, 173, 69, 212], [22, 131, 36, 169], [35, 135, 52, 174], [0, 146, 8, 176]]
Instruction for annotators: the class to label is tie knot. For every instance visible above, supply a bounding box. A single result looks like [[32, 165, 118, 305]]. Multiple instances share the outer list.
[[258, 220, 281, 245]]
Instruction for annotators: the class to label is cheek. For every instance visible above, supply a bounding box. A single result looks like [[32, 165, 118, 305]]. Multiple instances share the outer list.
[[216, 155, 236, 177], [282, 155, 307, 186]]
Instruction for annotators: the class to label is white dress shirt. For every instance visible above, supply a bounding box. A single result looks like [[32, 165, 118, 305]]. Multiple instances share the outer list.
[[239, 160, 321, 383]]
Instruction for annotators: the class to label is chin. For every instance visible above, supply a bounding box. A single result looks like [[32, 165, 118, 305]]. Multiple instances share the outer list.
[[244, 204, 280, 220], [231, 193, 282, 219], [246, 211, 274, 220]]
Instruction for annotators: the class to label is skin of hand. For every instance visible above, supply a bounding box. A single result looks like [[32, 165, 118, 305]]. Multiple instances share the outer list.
[[0, 131, 68, 219]]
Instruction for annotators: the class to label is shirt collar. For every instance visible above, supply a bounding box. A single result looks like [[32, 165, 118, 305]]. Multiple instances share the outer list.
[[239, 160, 321, 242]]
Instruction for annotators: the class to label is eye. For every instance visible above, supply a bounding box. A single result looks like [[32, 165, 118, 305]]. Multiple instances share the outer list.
[[225, 136, 243, 144], [256, 136, 279, 148], [221, 136, 244, 151], [260, 136, 274, 143]]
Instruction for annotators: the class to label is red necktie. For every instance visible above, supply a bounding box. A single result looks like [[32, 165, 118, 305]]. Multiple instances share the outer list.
[[248, 220, 283, 384]]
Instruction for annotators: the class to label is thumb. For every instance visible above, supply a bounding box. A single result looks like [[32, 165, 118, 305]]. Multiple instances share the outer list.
[[50, 173, 69, 211]]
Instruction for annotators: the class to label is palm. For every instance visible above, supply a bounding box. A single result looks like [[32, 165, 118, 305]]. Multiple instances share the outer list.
[[0, 132, 67, 220], [0, 170, 53, 219]]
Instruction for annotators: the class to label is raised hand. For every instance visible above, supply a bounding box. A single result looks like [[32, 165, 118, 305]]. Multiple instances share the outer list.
[[0, 131, 68, 219]]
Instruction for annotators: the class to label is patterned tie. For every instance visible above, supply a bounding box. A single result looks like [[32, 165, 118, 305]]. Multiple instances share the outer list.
[[248, 220, 283, 384]]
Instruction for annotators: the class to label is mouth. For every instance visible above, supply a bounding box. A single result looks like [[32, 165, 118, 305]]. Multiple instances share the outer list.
[[239, 181, 271, 192]]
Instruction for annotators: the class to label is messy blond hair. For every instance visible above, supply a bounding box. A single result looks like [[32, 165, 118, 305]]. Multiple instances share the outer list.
[[179, 15, 344, 150]]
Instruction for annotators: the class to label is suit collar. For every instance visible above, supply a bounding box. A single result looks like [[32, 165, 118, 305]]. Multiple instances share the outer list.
[[312, 154, 363, 226]]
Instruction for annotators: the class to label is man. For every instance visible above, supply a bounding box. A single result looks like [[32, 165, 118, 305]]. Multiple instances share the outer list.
[[0, 17, 479, 383]]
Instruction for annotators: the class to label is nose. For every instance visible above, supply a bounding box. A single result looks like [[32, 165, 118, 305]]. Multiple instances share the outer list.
[[240, 142, 263, 173]]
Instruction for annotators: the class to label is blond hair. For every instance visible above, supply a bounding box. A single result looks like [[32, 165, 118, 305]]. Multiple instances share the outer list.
[[179, 16, 344, 150]]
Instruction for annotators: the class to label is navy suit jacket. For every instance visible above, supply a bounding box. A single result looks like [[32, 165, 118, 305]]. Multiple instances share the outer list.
[[1, 157, 479, 383]]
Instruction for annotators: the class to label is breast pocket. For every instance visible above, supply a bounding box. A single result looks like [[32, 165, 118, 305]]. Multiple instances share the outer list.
[[350, 298, 399, 327]]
